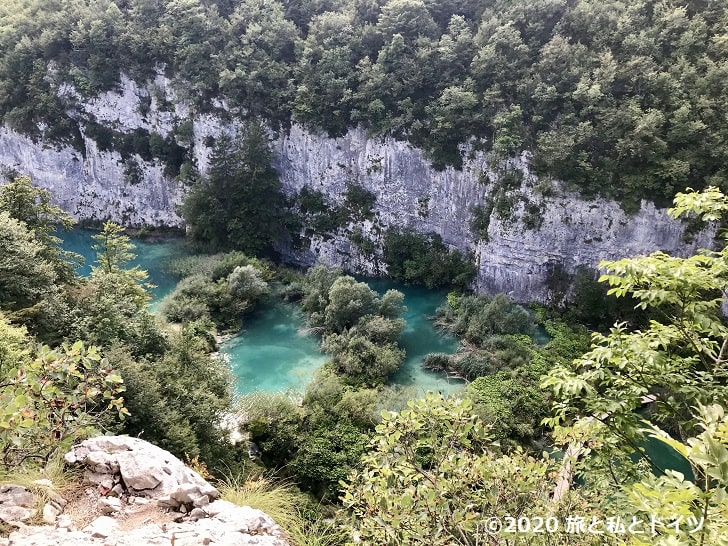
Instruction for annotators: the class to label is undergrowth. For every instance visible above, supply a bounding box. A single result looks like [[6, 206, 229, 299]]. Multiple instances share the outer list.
[[0, 456, 84, 529], [220, 475, 342, 546]]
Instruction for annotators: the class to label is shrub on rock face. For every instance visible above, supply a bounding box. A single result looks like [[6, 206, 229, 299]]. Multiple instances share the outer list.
[[382, 229, 476, 289]]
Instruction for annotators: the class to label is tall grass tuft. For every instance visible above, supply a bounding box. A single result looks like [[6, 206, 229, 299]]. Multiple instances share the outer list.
[[0, 455, 80, 494], [0, 455, 84, 525], [220, 475, 342, 546]]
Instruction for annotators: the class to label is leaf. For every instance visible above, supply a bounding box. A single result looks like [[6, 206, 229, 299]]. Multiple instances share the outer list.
[[644, 428, 688, 458]]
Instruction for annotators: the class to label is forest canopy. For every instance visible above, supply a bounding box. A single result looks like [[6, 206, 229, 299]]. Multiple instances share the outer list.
[[0, 0, 726, 205]]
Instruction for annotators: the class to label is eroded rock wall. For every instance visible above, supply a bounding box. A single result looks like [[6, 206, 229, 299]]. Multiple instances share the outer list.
[[0, 74, 713, 301]]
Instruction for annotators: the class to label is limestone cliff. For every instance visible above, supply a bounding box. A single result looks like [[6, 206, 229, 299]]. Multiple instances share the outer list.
[[0, 74, 713, 302]]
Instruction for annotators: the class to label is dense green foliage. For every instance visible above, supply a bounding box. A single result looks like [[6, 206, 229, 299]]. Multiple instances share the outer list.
[[430, 293, 536, 381], [160, 251, 272, 331], [1, 0, 727, 204], [239, 267, 412, 498], [382, 229, 476, 289], [340, 393, 728, 545], [105, 327, 240, 468], [0, 210, 58, 313], [428, 293, 590, 447], [299, 265, 407, 385], [0, 318, 128, 470], [544, 187, 728, 481], [340, 187, 728, 543], [9, 169, 728, 543], [242, 369, 425, 501], [536, 187, 728, 544], [340, 394, 608, 545], [180, 122, 286, 255], [0, 178, 241, 473], [241, 382, 370, 500], [0, 176, 79, 282]]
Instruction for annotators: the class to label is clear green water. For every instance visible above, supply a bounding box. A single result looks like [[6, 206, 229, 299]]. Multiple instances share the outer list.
[[222, 302, 329, 395], [639, 434, 693, 479], [362, 279, 464, 395], [223, 279, 465, 395], [59, 227, 185, 305], [60, 229, 463, 395], [59, 229, 686, 473]]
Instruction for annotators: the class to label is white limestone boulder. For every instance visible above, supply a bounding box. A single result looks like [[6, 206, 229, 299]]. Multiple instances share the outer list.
[[0, 485, 37, 523], [65, 436, 219, 509]]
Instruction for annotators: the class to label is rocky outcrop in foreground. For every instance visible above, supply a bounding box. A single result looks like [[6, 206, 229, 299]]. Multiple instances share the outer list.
[[0, 436, 289, 546]]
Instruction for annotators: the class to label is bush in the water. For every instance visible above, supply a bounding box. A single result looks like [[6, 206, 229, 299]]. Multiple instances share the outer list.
[[442, 292, 535, 344], [299, 266, 408, 385], [322, 331, 405, 386], [160, 252, 271, 331]]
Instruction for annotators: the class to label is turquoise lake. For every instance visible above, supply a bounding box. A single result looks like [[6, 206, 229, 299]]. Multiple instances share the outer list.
[[224, 280, 464, 396], [60, 228, 689, 475], [59, 227, 185, 306], [60, 229, 464, 396]]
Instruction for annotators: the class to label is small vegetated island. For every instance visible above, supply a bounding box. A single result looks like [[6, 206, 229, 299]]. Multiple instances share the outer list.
[[1, 0, 728, 544]]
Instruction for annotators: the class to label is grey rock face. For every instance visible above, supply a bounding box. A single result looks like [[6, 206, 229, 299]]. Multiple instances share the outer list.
[[0, 127, 182, 227], [0, 74, 713, 301], [83, 516, 119, 538], [0, 485, 36, 523], [3, 435, 291, 545], [42, 503, 61, 524], [7, 501, 289, 545], [65, 436, 219, 507]]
